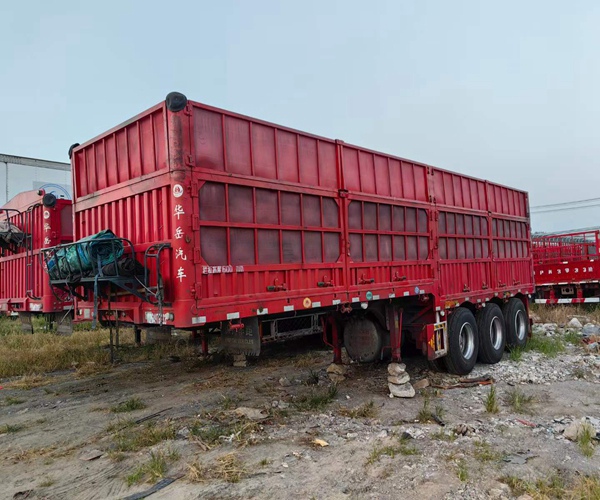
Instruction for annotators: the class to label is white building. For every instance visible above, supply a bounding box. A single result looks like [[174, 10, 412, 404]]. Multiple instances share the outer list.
[[0, 154, 71, 206]]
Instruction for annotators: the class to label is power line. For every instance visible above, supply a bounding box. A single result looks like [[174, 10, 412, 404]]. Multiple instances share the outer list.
[[532, 202, 600, 214], [531, 196, 600, 210]]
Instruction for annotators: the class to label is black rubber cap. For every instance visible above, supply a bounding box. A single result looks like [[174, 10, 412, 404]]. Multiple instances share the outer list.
[[68, 143, 80, 159], [166, 92, 188, 112], [42, 193, 57, 208]]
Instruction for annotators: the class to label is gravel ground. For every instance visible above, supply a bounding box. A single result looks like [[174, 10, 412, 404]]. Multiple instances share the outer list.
[[1, 317, 600, 499]]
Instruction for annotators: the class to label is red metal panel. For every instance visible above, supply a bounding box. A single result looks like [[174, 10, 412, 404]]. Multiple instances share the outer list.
[[72, 105, 167, 198], [68, 96, 534, 328], [533, 231, 600, 287], [0, 193, 72, 315]]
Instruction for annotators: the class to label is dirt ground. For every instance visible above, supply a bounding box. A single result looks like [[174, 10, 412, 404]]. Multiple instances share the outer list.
[[1, 321, 600, 500]]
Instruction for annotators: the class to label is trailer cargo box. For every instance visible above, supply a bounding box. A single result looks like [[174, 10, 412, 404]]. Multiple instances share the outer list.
[[44, 93, 534, 374], [533, 230, 600, 304], [1, 190, 73, 332]]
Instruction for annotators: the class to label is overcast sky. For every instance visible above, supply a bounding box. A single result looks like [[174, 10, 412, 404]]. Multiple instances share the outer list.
[[1, 0, 598, 232]]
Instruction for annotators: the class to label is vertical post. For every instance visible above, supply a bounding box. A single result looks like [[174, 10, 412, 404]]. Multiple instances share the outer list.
[[201, 330, 209, 356], [115, 317, 120, 349], [109, 324, 114, 364], [388, 306, 402, 362], [134, 326, 142, 346], [331, 319, 342, 364]]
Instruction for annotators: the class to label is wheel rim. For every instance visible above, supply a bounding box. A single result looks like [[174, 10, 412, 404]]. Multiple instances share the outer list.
[[489, 316, 503, 350], [515, 310, 526, 341], [458, 322, 475, 360]]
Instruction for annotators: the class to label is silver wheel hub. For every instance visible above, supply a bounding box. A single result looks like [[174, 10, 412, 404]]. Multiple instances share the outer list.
[[458, 322, 475, 360], [490, 316, 503, 350], [515, 310, 526, 341]]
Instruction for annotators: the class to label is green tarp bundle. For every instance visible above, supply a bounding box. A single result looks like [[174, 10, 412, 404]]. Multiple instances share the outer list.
[[47, 229, 124, 280]]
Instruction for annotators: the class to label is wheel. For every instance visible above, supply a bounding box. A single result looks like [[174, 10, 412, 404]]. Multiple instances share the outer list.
[[428, 357, 447, 372], [343, 318, 383, 363], [445, 307, 479, 375], [503, 298, 528, 348], [476, 304, 506, 364]]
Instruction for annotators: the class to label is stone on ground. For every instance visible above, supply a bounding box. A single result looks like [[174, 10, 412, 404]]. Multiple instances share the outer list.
[[568, 317, 583, 329], [387, 373, 410, 385], [388, 382, 415, 398], [387, 363, 406, 376]]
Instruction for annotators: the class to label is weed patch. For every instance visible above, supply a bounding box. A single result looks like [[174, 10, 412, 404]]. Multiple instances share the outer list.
[[126, 449, 180, 486], [577, 423, 595, 458], [4, 396, 25, 406], [110, 397, 147, 413], [293, 385, 338, 412], [505, 388, 535, 414], [485, 385, 499, 414], [0, 423, 24, 434], [113, 420, 176, 452], [338, 401, 378, 419]]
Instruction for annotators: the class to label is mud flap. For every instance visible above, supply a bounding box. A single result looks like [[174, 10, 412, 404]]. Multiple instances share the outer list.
[[426, 321, 448, 360], [55, 311, 74, 336], [220, 317, 261, 356], [19, 312, 33, 334]]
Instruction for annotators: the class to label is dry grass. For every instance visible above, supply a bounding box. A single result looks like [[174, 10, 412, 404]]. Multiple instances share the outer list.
[[338, 400, 379, 419], [187, 453, 247, 483], [126, 448, 180, 486], [5, 374, 54, 390], [485, 385, 499, 414], [530, 304, 600, 325], [110, 397, 147, 413], [113, 420, 176, 452], [499, 471, 599, 499], [0, 321, 199, 378], [505, 388, 535, 414]]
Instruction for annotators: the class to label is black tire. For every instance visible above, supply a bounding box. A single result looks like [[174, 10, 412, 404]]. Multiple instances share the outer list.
[[476, 304, 506, 364], [445, 307, 479, 375], [503, 298, 528, 348], [428, 357, 447, 372]]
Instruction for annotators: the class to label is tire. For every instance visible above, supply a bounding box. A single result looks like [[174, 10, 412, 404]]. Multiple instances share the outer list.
[[503, 298, 528, 348], [428, 357, 447, 372], [476, 304, 506, 364], [445, 307, 479, 375], [343, 318, 383, 363]]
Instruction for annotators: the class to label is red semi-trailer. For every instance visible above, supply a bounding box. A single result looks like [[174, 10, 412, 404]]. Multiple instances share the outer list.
[[533, 230, 600, 304], [43, 93, 533, 374], [0, 190, 73, 332]]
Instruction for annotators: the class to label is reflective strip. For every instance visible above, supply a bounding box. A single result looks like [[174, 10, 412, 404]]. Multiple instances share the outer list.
[[284, 305, 294, 312], [389, 293, 396, 298], [352, 297, 360, 303], [312, 302, 321, 308], [227, 312, 240, 320], [257, 308, 269, 315], [435, 306, 440, 311], [192, 316, 206, 325], [372, 295, 380, 300], [585, 298, 600, 302], [332, 299, 341, 305], [558, 299, 570, 304], [403, 291, 409, 296]]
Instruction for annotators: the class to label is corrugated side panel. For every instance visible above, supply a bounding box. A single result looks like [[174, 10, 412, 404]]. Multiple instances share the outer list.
[[75, 185, 174, 301], [339, 144, 434, 292], [190, 102, 346, 307], [432, 169, 487, 211], [0, 201, 71, 312], [487, 183, 528, 217], [438, 211, 493, 298], [341, 145, 429, 201], [195, 180, 345, 303], [73, 105, 168, 198], [191, 103, 340, 189]]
